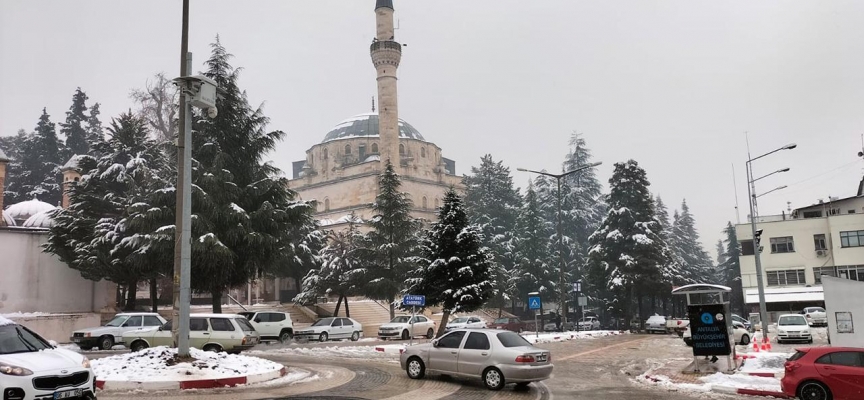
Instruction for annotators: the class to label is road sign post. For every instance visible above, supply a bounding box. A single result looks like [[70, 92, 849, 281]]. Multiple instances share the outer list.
[[403, 295, 426, 345], [528, 294, 541, 338]]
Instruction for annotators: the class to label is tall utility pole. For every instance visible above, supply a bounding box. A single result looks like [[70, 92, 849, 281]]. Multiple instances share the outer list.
[[172, 0, 192, 357], [518, 161, 602, 327], [745, 143, 796, 338]]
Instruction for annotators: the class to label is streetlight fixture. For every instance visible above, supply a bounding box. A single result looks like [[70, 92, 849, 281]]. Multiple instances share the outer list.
[[745, 143, 795, 338], [517, 161, 602, 328], [756, 185, 788, 199]]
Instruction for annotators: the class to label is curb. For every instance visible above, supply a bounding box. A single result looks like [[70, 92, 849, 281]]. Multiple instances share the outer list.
[[374, 346, 405, 354], [95, 366, 286, 391], [712, 385, 789, 398], [740, 371, 782, 378]]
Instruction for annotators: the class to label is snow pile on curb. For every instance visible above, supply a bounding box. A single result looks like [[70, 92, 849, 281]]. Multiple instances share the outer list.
[[92, 347, 284, 382], [638, 372, 783, 393], [0, 316, 13, 326], [522, 330, 627, 344], [248, 345, 402, 361], [739, 351, 792, 376]]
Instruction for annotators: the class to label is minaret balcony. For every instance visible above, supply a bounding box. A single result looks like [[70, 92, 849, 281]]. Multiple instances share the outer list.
[[370, 40, 402, 68]]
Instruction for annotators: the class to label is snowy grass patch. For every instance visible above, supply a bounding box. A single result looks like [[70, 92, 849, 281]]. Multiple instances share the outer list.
[[248, 344, 401, 361], [92, 346, 283, 382], [521, 330, 627, 344]]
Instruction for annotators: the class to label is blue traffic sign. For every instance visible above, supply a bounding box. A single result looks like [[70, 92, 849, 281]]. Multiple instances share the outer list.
[[528, 296, 542, 310], [403, 294, 426, 307]]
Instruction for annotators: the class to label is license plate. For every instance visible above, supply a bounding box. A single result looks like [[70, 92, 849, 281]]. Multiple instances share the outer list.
[[537, 355, 547, 362], [54, 389, 82, 399], [72, 338, 80, 343]]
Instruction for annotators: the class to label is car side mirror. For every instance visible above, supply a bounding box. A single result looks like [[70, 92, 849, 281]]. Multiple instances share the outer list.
[[431, 339, 439, 347]]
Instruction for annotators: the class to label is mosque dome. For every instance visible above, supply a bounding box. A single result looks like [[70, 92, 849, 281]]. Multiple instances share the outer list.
[[6, 199, 57, 224], [1, 211, 15, 227], [321, 112, 424, 143], [22, 210, 55, 229]]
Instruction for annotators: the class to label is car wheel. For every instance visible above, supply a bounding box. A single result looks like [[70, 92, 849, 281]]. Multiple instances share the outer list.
[[401, 330, 410, 340], [351, 331, 360, 342], [280, 330, 293, 344], [319, 332, 329, 342], [799, 381, 832, 400], [808, 338, 814, 344], [740, 334, 750, 346], [203, 344, 222, 353], [99, 335, 114, 350], [130, 340, 149, 352], [406, 357, 425, 379], [483, 367, 505, 390], [426, 328, 434, 339]]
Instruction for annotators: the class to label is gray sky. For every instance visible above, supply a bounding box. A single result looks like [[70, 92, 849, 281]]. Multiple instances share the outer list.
[[3, 0, 864, 257]]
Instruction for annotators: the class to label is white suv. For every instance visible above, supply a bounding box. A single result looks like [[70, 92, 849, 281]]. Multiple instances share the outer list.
[[239, 311, 294, 343], [2, 317, 96, 399], [578, 317, 601, 330], [378, 315, 436, 340], [71, 312, 167, 350]]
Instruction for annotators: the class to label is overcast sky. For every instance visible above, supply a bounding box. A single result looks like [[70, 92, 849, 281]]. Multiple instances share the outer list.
[[2, 0, 864, 257]]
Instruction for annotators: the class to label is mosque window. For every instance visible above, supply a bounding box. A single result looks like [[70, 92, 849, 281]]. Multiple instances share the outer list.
[[323, 148, 328, 159], [422, 196, 428, 209], [345, 144, 351, 155], [324, 198, 330, 211], [372, 143, 379, 153], [399, 144, 405, 155], [434, 198, 439, 209], [421, 147, 426, 158]]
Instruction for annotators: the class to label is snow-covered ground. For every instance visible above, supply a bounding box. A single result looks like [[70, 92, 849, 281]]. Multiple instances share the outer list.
[[92, 347, 284, 382], [638, 371, 782, 393], [248, 344, 403, 361], [1, 311, 59, 318], [521, 330, 627, 344], [738, 351, 792, 375]]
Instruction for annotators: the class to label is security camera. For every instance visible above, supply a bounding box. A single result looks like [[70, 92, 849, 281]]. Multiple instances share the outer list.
[[207, 107, 218, 119], [173, 75, 218, 109]]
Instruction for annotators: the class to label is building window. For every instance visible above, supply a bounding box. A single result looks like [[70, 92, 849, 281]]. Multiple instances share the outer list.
[[840, 231, 864, 248], [814, 234, 827, 251], [422, 196, 427, 209], [770, 237, 795, 253], [345, 144, 351, 155], [849, 210, 856, 214], [767, 269, 806, 286], [740, 240, 755, 256], [309, 154, 313, 164], [814, 266, 837, 284], [323, 148, 328, 159], [802, 210, 822, 218], [399, 144, 405, 155], [421, 147, 426, 158], [371, 143, 378, 153], [324, 198, 330, 211], [358, 144, 366, 159], [434, 198, 439, 209]]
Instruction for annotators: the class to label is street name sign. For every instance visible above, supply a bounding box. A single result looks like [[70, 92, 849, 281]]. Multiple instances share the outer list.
[[403, 294, 426, 307]]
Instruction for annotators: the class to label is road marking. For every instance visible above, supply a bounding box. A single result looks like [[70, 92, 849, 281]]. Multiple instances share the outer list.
[[557, 336, 650, 361]]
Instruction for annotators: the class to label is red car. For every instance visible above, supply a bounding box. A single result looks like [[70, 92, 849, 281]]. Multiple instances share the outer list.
[[489, 317, 532, 332], [782, 347, 864, 400]]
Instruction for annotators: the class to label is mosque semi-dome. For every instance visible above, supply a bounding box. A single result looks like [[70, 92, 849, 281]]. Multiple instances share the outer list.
[[5, 198, 57, 224], [321, 112, 424, 143], [22, 210, 55, 228]]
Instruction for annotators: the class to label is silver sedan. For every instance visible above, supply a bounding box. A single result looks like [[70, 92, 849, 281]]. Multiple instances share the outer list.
[[399, 329, 553, 390]]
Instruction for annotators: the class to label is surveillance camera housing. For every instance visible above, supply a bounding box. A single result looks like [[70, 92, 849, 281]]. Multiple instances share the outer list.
[[207, 107, 218, 119], [173, 75, 218, 109]]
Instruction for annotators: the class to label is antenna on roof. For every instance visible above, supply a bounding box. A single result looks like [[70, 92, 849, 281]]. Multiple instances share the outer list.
[[371, 97, 376, 113]]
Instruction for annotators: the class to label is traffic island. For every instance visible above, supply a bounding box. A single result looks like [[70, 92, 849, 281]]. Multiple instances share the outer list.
[[92, 346, 288, 391]]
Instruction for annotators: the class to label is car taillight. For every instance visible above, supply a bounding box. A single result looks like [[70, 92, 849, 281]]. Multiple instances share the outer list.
[[515, 355, 535, 363], [785, 362, 801, 373], [242, 337, 247, 345]]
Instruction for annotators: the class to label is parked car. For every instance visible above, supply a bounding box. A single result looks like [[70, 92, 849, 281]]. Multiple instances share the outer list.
[[123, 313, 260, 353], [446, 316, 487, 331], [682, 321, 751, 346], [782, 347, 864, 400], [776, 314, 813, 344], [578, 317, 602, 331], [666, 318, 690, 336], [238, 310, 294, 343], [400, 329, 553, 390], [732, 314, 752, 331], [542, 320, 575, 332], [295, 317, 363, 342], [71, 312, 166, 350], [489, 317, 527, 332], [801, 306, 828, 327], [645, 315, 667, 334], [378, 315, 436, 340], [1, 317, 97, 400]]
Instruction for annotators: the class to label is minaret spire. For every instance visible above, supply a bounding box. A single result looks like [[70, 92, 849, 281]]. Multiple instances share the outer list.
[[370, 0, 401, 164]]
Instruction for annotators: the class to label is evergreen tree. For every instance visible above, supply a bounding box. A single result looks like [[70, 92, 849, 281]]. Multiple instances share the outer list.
[[670, 199, 715, 284], [9, 109, 65, 205], [295, 218, 364, 317], [86, 103, 106, 151], [561, 132, 606, 269], [513, 183, 554, 305], [654, 196, 670, 240], [0, 129, 31, 204], [462, 154, 521, 311], [407, 188, 494, 337], [363, 160, 422, 319], [720, 222, 744, 314], [60, 88, 90, 156], [585, 160, 669, 326]]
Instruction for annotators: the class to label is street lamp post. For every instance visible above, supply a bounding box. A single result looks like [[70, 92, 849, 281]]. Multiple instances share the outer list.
[[745, 143, 795, 338], [518, 161, 602, 328]]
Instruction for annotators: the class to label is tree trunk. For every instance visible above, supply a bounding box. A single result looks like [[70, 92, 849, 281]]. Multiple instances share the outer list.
[[344, 297, 350, 318], [637, 291, 644, 331], [150, 278, 158, 313], [124, 281, 138, 311], [388, 295, 395, 320], [334, 295, 344, 317], [212, 289, 223, 313], [435, 309, 451, 338], [116, 286, 125, 310]]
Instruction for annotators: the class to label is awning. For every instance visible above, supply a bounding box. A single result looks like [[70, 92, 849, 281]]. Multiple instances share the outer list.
[[745, 286, 824, 304]]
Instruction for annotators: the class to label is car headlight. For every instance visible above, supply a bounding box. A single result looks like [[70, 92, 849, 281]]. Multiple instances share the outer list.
[[0, 362, 33, 376], [81, 356, 91, 368], [85, 332, 91, 338]]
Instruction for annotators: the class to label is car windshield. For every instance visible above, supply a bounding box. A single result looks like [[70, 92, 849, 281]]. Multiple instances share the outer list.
[[497, 332, 532, 347], [779, 316, 807, 326], [0, 325, 52, 354], [806, 307, 825, 313], [391, 316, 411, 323], [451, 317, 469, 323], [313, 318, 335, 327], [493, 318, 509, 324], [105, 315, 128, 327]]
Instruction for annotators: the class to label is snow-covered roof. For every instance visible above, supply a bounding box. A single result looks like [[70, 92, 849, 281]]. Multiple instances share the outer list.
[[318, 214, 364, 227], [5, 199, 57, 221], [321, 112, 425, 143], [364, 155, 381, 163], [0, 316, 14, 326], [22, 210, 54, 229], [744, 286, 823, 304], [61, 154, 87, 171], [672, 284, 732, 295], [1, 211, 15, 227], [0, 147, 9, 162]]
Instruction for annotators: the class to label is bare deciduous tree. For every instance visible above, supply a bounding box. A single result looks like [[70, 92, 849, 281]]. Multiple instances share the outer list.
[[130, 72, 178, 144]]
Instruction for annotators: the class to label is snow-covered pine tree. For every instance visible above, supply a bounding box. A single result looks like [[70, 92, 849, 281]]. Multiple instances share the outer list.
[[11, 109, 65, 205], [363, 160, 422, 319], [585, 160, 668, 327], [295, 218, 364, 317], [513, 182, 554, 307], [407, 188, 494, 337], [85, 103, 106, 152], [654, 196, 670, 240], [60, 88, 90, 156], [561, 133, 606, 269], [670, 199, 715, 284], [720, 222, 744, 314], [0, 129, 29, 204], [462, 154, 521, 311]]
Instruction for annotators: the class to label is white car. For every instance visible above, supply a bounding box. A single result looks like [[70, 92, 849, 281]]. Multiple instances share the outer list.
[[378, 315, 436, 340], [295, 317, 363, 342], [682, 321, 751, 346], [71, 312, 166, 350], [578, 317, 601, 331], [123, 313, 260, 353], [775, 314, 813, 344], [446, 316, 486, 331], [645, 315, 667, 333], [1, 317, 96, 399], [802, 307, 827, 327], [238, 311, 294, 343]]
